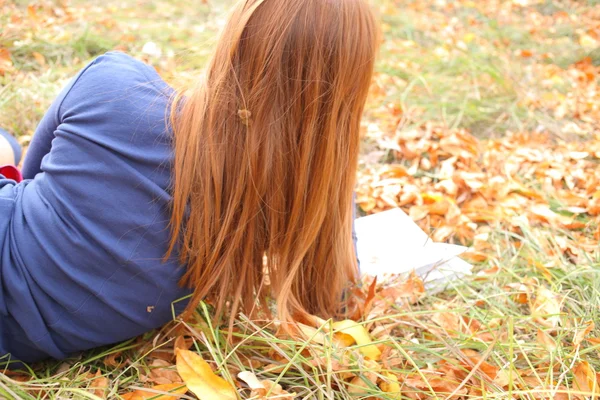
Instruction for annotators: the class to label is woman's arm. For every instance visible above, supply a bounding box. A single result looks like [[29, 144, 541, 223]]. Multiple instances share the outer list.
[[21, 65, 94, 179]]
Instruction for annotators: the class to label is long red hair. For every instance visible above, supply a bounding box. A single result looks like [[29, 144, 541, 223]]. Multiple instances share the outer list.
[[168, 0, 379, 324]]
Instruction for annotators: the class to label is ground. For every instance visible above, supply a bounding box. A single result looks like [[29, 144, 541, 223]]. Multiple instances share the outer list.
[[1, 0, 600, 399]]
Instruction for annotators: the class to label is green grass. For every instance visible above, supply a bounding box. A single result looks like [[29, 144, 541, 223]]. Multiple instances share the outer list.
[[3, 225, 598, 399], [2, 0, 600, 398]]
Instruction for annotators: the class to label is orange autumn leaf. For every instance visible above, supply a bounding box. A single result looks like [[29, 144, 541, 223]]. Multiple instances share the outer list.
[[519, 49, 534, 58], [573, 361, 600, 395], [121, 383, 188, 400], [574, 320, 595, 347], [32, 51, 46, 66], [384, 271, 426, 305], [380, 164, 409, 179], [461, 250, 488, 263], [461, 348, 499, 380], [174, 335, 194, 352], [0, 48, 13, 76], [536, 329, 556, 352], [88, 370, 110, 398]]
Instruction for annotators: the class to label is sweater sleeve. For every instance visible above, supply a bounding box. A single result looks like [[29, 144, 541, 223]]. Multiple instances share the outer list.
[[0, 52, 189, 363], [21, 64, 95, 179]]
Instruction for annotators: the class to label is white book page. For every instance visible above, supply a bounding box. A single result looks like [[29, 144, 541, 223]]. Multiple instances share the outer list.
[[354, 208, 472, 284]]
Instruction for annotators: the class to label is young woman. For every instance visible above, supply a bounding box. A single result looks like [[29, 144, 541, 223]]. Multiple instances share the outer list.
[[0, 0, 379, 364]]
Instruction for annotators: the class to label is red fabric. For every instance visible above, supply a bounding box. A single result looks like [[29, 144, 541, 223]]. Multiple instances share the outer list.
[[0, 165, 22, 182]]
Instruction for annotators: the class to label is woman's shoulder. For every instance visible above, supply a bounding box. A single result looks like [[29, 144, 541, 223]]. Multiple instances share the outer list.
[[84, 51, 164, 87], [58, 51, 173, 119]]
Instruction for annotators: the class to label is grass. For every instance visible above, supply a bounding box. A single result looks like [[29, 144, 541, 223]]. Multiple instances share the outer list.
[[2, 0, 600, 398]]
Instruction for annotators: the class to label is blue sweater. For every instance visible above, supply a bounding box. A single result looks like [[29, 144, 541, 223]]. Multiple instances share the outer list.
[[0, 53, 192, 363], [0, 52, 359, 363]]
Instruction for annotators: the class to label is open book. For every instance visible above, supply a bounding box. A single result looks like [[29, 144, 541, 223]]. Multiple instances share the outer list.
[[354, 208, 472, 291]]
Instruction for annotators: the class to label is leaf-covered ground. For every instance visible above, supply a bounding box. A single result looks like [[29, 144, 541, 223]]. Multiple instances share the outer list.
[[2, 0, 600, 399]]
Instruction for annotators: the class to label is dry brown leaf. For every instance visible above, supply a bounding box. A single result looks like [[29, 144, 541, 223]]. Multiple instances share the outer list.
[[573, 361, 600, 395], [238, 371, 295, 399], [348, 376, 371, 395], [0, 48, 13, 76], [32, 51, 46, 66], [461, 250, 488, 263], [174, 335, 193, 352], [149, 359, 182, 385], [396, 271, 425, 304], [587, 337, 600, 345], [88, 370, 110, 398], [574, 320, 595, 347], [536, 329, 557, 352], [103, 351, 123, 368], [121, 383, 187, 400]]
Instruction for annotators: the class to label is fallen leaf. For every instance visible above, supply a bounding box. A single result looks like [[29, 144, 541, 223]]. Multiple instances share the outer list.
[[531, 286, 562, 329], [104, 351, 123, 368], [574, 320, 595, 347], [348, 375, 371, 395], [174, 335, 193, 352], [121, 383, 187, 400], [175, 349, 237, 400], [237, 371, 264, 391], [573, 361, 600, 394], [536, 329, 556, 352], [0, 48, 13, 76], [238, 371, 295, 399], [149, 359, 182, 385], [331, 320, 382, 360], [89, 370, 109, 398], [380, 372, 401, 399], [396, 271, 425, 304], [32, 51, 46, 66]]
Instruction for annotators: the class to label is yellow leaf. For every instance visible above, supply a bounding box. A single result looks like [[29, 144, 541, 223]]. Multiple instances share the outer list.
[[175, 349, 237, 400], [380, 372, 401, 399], [580, 34, 598, 49], [463, 33, 475, 43], [332, 320, 381, 360], [531, 286, 562, 328], [121, 383, 187, 400]]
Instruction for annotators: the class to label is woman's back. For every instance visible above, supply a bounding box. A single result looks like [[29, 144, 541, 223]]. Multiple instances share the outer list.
[[1, 0, 378, 365], [0, 52, 191, 362]]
